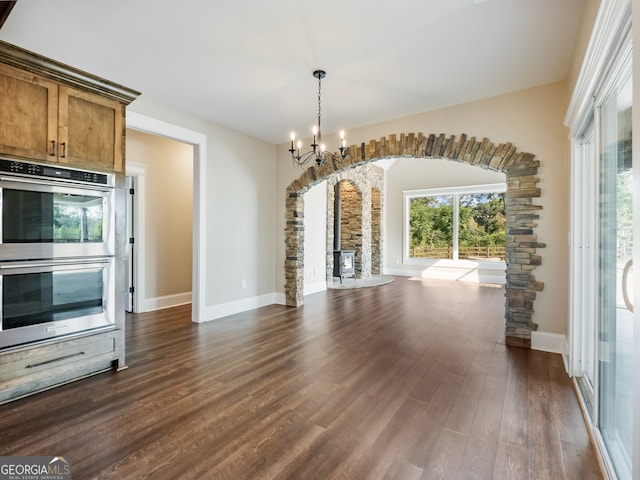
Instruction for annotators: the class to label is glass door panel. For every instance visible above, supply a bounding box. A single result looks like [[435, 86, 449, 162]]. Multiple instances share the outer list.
[[3, 268, 104, 329], [2, 189, 104, 244], [598, 66, 633, 480]]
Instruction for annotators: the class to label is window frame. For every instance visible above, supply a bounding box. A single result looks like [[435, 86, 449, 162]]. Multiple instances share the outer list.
[[402, 183, 506, 270]]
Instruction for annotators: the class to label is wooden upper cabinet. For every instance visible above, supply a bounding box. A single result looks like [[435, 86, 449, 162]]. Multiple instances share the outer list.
[[0, 40, 139, 173], [0, 63, 58, 162], [58, 86, 124, 172]]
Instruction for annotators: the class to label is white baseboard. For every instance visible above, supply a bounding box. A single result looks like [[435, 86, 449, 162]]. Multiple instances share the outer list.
[[531, 331, 569, 372], [273, 292, 286, 305], [199, 292, 277, 322], [531, 331, 566, 354], [304, 281, 327, 296], [144, 292, 192, 312]]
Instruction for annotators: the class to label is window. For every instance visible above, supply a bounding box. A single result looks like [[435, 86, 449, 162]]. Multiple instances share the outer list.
[[404, 183, 506, 263]]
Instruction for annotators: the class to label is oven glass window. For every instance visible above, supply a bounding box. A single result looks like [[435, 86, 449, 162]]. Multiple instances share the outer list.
[[2, 190, 104, 243], [2, 268, 104, 329]]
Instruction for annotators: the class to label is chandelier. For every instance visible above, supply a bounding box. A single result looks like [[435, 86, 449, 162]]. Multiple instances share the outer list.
[[288, 70, 348, 167]]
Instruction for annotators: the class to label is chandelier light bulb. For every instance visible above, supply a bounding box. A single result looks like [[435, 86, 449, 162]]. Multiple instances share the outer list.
[[287, 69, 349, 167]]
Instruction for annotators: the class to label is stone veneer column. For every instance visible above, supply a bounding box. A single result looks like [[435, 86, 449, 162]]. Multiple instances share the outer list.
[[285, 133, 544, 347], [371, 188, 382, 275], [503, 156, 545, 347], [284, 192, 305, 307]]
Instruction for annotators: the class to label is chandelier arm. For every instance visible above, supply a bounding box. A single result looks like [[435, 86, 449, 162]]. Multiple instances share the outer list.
[[291, 150, 316, 167], [321, 150, 348, 162]]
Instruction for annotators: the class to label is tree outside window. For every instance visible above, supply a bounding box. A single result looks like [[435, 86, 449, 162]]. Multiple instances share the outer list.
[[407, 188, 506, 262]]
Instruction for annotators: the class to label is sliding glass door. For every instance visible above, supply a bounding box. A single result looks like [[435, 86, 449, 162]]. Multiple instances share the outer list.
[[597, 58, 633, 480], [575, 128, 597, 414]]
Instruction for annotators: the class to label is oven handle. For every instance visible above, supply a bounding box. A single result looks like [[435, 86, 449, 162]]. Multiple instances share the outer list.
[[0, 175, 114, 192], [0, 257, 113, 270]]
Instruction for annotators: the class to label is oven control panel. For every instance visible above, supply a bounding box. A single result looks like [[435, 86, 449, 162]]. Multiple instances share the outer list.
[[0, 158, 111, 186]]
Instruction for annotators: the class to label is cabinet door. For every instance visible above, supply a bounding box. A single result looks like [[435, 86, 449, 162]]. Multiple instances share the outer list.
[[58, 86, 123, 172], [0, 63, 58, 162]]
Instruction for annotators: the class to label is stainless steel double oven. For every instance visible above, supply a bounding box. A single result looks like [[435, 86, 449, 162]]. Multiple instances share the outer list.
[[0, 158, 115, 349]]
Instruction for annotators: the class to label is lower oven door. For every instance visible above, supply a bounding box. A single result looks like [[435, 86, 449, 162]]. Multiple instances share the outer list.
[[0, 257, 115, 349]]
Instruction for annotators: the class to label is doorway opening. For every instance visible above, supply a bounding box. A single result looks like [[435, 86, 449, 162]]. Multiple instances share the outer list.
[[125, 131, 194, 313], [125, 111, 206, 322]]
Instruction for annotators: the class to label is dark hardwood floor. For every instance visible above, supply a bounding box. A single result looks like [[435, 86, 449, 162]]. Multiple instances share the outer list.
[[0, 277, 602, 479]]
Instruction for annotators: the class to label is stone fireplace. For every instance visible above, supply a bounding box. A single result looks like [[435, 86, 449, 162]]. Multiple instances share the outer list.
[[325, 166, 384, 285]]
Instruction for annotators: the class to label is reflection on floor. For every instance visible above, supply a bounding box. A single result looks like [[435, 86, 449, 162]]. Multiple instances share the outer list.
[[327, 274, 394, 290]]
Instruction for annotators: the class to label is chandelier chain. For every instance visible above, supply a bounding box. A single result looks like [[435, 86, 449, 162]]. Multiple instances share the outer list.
[[317, 74, 322, 139]]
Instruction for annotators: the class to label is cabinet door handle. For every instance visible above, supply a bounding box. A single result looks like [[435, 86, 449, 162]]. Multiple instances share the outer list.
[[49, 140, 56, 156], [60, 142, 66, 158], [26, 351, 85, 369]]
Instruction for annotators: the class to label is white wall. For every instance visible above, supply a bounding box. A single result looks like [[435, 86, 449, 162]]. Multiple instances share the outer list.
[[276, 82, 571, 335], [128, 96, 277, 320], [303, 181, 327, 295]]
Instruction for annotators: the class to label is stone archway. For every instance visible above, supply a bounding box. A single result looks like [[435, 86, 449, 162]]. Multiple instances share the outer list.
[[285, 133, 545, 347]]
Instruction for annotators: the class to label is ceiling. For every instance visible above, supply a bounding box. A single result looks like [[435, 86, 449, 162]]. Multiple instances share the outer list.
[[0, 0, 587, 145]]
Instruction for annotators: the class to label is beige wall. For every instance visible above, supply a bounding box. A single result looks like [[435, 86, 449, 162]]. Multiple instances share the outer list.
[[129, 96, 277, 313], [566, 0, 602, 98], [126, 129, 194, 301], [277, 81, 571, 335]]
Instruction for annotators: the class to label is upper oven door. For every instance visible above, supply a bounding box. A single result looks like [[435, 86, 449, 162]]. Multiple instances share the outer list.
[[0, 176, 114, 261]]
